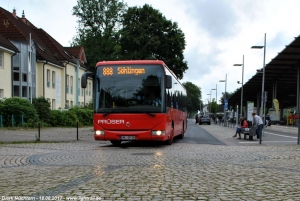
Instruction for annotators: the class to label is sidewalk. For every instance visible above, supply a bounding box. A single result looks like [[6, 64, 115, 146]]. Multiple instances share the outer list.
[[215, 121, 299, 134], [0, 127, 96, 142], [267, 124, 298, 134]]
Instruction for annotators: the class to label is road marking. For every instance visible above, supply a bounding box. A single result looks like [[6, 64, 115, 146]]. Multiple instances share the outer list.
[[263, 132, 298, 138], [239, 141, 296, 143]]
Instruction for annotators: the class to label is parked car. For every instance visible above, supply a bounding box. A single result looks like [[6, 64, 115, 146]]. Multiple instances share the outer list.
[[199, 115, 211, 125]]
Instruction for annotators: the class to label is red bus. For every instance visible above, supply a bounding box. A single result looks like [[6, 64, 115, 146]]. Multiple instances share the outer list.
[[81, 60, 188, 145]]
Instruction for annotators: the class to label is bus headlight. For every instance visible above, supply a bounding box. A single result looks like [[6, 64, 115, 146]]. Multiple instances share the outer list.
[[151, 130, 165, 136], [95, 130, 105, 135]]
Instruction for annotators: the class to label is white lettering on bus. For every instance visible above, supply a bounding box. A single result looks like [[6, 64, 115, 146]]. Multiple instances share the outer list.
[[98, 119, 125, 124]]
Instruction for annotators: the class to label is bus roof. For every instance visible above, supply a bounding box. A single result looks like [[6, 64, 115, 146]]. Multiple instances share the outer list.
[[95, 60, 165, 67]]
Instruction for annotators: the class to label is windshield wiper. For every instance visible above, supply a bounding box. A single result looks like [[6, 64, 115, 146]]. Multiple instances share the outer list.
[[103, 112, 111, 117], [146, 113, 156, 117]]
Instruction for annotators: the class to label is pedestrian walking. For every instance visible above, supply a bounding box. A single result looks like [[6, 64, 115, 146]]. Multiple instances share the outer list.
[[251, 112, 264, 140]]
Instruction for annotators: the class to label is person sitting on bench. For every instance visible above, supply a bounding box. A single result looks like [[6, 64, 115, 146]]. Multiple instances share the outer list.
[[233, 117, 248, 139]]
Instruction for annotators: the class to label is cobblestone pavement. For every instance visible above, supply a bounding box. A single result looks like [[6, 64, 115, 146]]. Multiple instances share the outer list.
[[1, 123, 300, 200]]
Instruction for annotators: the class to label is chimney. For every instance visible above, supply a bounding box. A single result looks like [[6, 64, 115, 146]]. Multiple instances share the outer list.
[[21, 10, 27, 24], [12, 8, 17, 18]]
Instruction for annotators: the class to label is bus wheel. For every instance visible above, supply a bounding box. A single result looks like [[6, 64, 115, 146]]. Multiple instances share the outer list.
[[165, 137, 173, 145], [178, 122, 185, 139], [110, 140, 121, 146], [165, 128, 174, 145]]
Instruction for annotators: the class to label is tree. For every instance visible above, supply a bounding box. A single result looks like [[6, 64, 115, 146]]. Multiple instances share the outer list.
[[210, 100, 218, 114], [182, 82, 201, 114], [219, 92, 232, 105], [119, 4, 188, 79], [72, 0, 127, 71]]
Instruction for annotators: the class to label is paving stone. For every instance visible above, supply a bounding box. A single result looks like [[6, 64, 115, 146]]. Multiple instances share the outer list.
[[0, 124, 300, 200]]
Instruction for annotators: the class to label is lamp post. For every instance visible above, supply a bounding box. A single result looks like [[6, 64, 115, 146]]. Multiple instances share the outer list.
[[234, 55, 244, 118], [219, 74, 227, 126], [251, 33, 266, 144], [207, 93, 211, 116], [211, 88, 216, 114]]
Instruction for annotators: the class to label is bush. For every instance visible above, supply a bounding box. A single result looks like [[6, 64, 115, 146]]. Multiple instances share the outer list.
[[49, 110, 76, 127], [0, 97, 39, 127], [32, 97, 51, 124], [69, 106, 93, 126]]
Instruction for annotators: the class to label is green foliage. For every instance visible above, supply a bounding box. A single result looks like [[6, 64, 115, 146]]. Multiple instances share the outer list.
[[32, 97, 51, 123], [69, 106, 93, 126], [0, 97, 93, 128], [219, 92, 232, 105], [0, 97, 38, 127], [49, 108, 93, 127], [119, 4, 188, 79], [72, 1, 188, 79], [49, 110, 78, 127], [83, 100, 93, 110], [210, 101, 218, 114], [72, 0, 127, 71], [182, 82, 201, 114]]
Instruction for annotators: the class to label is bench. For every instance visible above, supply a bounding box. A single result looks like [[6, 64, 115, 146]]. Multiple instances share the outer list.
[[240, 127, 256, 140]]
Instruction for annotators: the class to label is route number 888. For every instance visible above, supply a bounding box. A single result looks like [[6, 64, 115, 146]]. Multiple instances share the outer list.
[[103, 67, 113, 76]]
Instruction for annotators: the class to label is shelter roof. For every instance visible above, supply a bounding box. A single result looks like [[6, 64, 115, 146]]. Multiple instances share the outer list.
[[228, 35, 300, 110]]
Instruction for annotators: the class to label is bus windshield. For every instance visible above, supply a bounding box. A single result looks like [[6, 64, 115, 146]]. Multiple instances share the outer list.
[[94, 64, 165, 114]]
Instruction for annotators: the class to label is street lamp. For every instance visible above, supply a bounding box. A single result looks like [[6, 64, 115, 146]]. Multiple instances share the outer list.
[[219, 74, 227, 125], [207, 93, 211, 115], [211, 87, 217, 114], [234, 55, 244, 118], [251, 33, 266, 144]]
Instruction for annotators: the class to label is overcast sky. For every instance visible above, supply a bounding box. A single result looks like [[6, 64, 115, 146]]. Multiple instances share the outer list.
[[3, 0, 300, 105]]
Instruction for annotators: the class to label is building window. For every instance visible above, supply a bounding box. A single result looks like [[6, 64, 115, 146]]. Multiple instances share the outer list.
[[0, 51, 3, 69], [0, 89, 3, 99], [52, 99, 55, 110], [70, 76, 73, 94], [71, 101, 73, 107], [52, 71, 55, 88], [22, 73, 27, 82], [22, 86, 27, 97], [47, 69, 50, 87], [14, 72, 19, 81], [89, 82, 91, 96], [65, 100, 69, 109], [13, 86, 20, 96], [66, 74, 69, 94]]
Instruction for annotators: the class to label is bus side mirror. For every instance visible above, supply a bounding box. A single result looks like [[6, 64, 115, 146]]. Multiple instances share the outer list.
[[166, 75, 172, 89], [81, 71, 94, 88]]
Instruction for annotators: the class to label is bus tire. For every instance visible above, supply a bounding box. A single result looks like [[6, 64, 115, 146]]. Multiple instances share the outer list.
[[165, 137, 173, 145], [178, 122, 185, 139], [165, 125, 174, 145], [110, 140, 121, 146]]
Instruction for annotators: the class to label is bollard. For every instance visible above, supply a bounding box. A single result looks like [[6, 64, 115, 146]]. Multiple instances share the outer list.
[[77, 121, 79, 140], [38, 122, 40, 141]]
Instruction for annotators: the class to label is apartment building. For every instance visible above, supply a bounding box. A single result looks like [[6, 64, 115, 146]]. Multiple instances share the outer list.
[[0, 7, 92, 109]]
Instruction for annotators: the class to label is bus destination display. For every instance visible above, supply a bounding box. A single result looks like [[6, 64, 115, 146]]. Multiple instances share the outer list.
[[103, 67, 146, 76]]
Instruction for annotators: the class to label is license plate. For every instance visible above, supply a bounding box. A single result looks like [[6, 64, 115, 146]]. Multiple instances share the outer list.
[[244, 128, 250, 131], [121, 136, 136, 140]]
